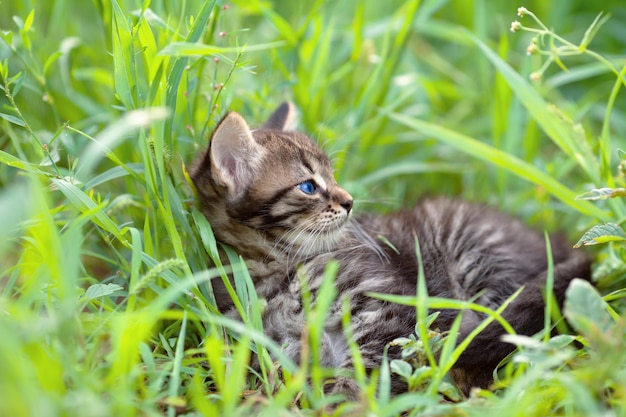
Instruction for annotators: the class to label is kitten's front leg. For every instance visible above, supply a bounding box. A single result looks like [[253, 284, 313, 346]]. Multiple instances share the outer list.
[[326, 300, 413, 401], [262, 293, 306, 364]]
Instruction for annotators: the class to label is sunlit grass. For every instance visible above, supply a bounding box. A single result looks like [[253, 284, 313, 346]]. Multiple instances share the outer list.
[[1, 0, 625, 416]]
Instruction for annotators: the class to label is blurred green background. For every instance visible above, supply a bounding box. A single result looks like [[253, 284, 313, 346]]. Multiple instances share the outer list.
[[1, 1, 625, 416]]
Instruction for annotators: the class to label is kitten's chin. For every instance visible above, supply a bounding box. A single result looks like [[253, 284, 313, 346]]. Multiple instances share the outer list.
[[278, 224, 348, 260], [303, 229, 346, 257]]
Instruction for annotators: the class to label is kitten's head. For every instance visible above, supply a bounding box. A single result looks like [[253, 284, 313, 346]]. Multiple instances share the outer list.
[[191, 102, 354, 261]]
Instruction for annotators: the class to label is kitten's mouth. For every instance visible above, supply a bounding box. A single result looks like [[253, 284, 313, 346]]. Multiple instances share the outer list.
[[271, 221, 347, 261], [308, 217, 350, 233], [282, 219, 347, 246]]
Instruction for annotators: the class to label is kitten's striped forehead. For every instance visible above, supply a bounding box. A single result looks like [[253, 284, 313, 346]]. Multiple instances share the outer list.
[[253, 129, 327, 157], [252, 129, 333, 177]]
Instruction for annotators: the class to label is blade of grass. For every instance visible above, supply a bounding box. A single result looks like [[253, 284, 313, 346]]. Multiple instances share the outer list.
[[158, 41, 286, 56], [468, 29, 601, 185], [308, 261, 339, 395], [73, 108, 168, 182], [413, 235, 437, 392], [245, 0, 298, 45], [598, 64, 626, 220], [164, 0, 216, 143], [51, 178, 129, 243], [355, 0, 421, 150], [543, 232, 555, 342], [167, 311, 187, 417], [127, 227, 143, 312], [111, 0, 136, 110], [387, 111, 610, 221]]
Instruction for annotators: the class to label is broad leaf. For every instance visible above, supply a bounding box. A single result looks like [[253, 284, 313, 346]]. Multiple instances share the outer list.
[[574, 223, 626, 248], [82, 283, 125, 302], [390, 359, 413, 379], [564, 278, 614, 337]]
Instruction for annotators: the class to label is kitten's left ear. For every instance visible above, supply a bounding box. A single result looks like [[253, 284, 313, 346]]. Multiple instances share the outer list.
[[263, 101, 298, 131]]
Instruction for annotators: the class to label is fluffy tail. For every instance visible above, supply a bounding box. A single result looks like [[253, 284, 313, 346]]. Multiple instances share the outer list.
[[451, 250, 591, 393]]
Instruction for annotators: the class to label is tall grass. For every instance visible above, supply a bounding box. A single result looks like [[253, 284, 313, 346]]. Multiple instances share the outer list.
[[1, 0, 625, 416]]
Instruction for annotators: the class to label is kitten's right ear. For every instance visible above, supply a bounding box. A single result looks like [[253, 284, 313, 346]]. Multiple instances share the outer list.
[[263, 101, 298, 131], [209, 112, 264, 196]]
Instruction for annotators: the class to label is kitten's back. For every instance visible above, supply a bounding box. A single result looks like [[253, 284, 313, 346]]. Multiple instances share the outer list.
[[361, 197, 590, 392]]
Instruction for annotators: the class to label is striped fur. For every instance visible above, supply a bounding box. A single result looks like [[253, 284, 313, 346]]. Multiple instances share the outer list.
[[191, 102, 591, 398]]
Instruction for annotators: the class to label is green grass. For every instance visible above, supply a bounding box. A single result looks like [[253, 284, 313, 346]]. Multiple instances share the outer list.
[[1, 0, 626, 416]]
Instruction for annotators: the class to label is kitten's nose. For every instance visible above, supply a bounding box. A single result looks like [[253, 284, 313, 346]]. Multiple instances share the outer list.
[[334, 188, 353, 213], [340, 197, 353, 213]]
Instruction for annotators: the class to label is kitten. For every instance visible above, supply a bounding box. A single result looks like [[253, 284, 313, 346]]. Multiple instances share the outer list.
[[190, 102, 591, 398]]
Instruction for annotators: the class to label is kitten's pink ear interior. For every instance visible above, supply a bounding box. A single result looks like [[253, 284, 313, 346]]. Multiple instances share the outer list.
[[263, 101, 298, 131], [210, 112, 263, 195]]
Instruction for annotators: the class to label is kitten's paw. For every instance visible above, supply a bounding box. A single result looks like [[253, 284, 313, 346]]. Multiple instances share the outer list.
[[321, 376, 367, 415], [329, 376, 360, 401]]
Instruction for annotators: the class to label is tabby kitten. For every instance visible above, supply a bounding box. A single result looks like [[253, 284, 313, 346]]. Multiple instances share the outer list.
[[191, 102, 591, 398]]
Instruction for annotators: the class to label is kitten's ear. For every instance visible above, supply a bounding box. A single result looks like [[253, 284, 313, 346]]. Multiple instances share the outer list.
[[263, 101, 298, 131], [209, 112, 264, 195]]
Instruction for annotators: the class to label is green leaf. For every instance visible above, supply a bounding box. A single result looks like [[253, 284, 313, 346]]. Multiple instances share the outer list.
[[84, 163, 144, 189], [167, 311, 187, 417], [23, 9, 35, 31], [51, 178, 127, 242], [19, 29, 31, 52], [0, 112, 25, 126], [438, 381, 462, 402], [82, 283, 125, 302], [350, 1, 364, 61], [564, 278, 614, 337], [0, 149, 50, 175], [135, 14, 159, 79], [574, 223, 626, 248], [579, 12, 611, 51], [576, 187, 626, 200], [191, 206, 221, 266], [163, 0, 216, 156], [74, 107, 168, 181], [8, 71, 24, 96], [111, 0, 136, 109], [43, 51, 63, 77], [1, 31, 13, 48], [390, 359, 413, 379], [390, 337, 413, 347], [547, 334, 577, 349]]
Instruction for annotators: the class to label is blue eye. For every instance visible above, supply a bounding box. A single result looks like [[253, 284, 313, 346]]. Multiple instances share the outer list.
[[297, 180, 317, 195]]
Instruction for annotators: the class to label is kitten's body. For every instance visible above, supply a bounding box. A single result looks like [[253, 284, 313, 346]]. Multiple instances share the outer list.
[[191, 102, 591, 397]]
